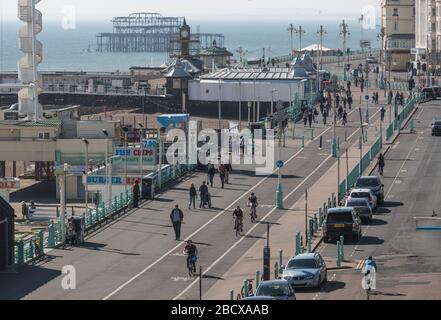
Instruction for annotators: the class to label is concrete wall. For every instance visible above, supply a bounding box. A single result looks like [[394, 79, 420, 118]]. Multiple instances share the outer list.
[[0, 141, 56, 161]]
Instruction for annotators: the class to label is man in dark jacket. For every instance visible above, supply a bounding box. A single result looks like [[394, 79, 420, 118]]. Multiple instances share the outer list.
[[189, 184, 197, 210], [199, 182, 209, 208], [133, 181, 140, 208], [170, 205, 184, 241], [207, 164, 216, 187]]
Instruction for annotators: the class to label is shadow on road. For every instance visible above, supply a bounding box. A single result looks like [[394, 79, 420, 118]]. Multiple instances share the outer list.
[[375, 207, 392, 215], [382, 201, 404, 208], [294, 280, 346, 293], [369, 219, 388, 226], [203, 274, 224, 281], [0, 264, 61, 300], [10, 180, 56, 203], [359, 236, 385, 245]]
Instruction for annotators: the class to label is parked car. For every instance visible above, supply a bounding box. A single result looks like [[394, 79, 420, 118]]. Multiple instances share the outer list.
[[432, 119, 441, 136], [347, 188, 378, 210], [354, 176, 384, 205], [255, 280, 296, 300], [345, 198, 373, 223], [241, 296, 277, 300], [323, 207, 362, 243], [282, 253, 327, 289]]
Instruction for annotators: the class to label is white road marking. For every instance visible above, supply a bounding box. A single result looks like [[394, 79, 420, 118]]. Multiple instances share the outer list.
[[103, 108, 382, 300], [172, 155, 333, 300]]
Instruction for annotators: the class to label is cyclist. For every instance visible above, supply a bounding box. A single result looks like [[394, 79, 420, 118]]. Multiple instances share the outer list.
[[184, 240, 198, 274], [233, 206, 244, 233], [248, 193, 258, 221]]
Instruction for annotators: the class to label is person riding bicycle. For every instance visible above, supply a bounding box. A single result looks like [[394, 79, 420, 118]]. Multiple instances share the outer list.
[[233, 206, 244, 232], [184, 240, 198, 273]]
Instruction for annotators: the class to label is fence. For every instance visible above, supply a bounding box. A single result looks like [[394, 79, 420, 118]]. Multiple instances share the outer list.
[[14, 162, 198, 266]]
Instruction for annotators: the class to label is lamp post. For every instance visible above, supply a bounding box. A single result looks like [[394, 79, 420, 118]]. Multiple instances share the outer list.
[[218, 80, 222, 131], [138, 123, 144, 197], [82, 138, 90, 214], [271, 88, 277, 116], [122, 126, 129, 192], [239, 82, 242, 131], [102, 129, 111, 210]]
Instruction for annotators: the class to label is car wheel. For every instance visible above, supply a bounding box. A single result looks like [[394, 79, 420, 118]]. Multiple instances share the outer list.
[[323, 272, 328, 283]]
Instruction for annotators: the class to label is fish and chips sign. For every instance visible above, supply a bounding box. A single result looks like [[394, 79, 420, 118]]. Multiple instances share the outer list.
[[113, 139, 157, 167]]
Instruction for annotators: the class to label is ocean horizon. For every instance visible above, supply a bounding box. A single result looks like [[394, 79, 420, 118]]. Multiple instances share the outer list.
[[0, 19, 379, 72]]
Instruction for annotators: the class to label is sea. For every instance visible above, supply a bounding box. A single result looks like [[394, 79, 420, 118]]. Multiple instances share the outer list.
[[0, 19, 379, 72]]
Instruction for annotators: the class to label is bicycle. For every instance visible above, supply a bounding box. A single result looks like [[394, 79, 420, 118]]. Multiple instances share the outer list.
[[235, 218, 243, 237], [186, 254, 197, 277], [249, 203, 257, 223]]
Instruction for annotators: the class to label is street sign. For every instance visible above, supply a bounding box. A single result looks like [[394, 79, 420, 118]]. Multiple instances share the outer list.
[[276, 160, 284, 168], [365, 95, 370, 101]]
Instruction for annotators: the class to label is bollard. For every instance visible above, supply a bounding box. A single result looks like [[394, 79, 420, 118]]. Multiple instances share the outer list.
[[57, 219, 63, 242], [319, 208, 323, 226], [29, 240, 34, 260], [37, 230, 44, 256], [336, 241, 341, 267], [311, 129, 314, 140], [319, 135, 323, 149], [327, 197, 331, 208], [337, 136, 340, 150], [340, 236, 345, 261], [17, 240, 24, 264], [56, 206, 60, 218], [279, 250, 283, 275], [243, 280, 249, 297], [309, 219, 314, 239], [295, 232, 301, 255], [308, 234, 312, 253], [314, 214, 318, 233], [302, 135, 305, 148], [230, 290, 234, 301], [47, 224, 55, 248], [256, 270, 260, 289], [410, 119, 414, 132], [332, 193, 336, 208]]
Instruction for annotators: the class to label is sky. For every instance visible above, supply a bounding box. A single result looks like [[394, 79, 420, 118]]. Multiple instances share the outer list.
[[0, 0, 380, 21]]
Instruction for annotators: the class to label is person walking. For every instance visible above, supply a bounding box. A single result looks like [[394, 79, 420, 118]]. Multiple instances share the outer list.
[[347, 80, 351, 91], [225, 162, 232, 184], [28, 200, 36, 220], [199, 181, 209, 208], [303, 110, 308, 126], [380, 106, 386, 122], [342, 110, 348, 126], [347, 95, 353, 109], [170, 205, 184, 241], [323, 108, 328, 125], [21, 201, 28, 220], [132, 180, 140, 208], [377, 153, 385, 176], [218, 163, 226, 189], [308, 108, 313, 128], [207, 164, 216, 187], [189, 183, 197, 210]]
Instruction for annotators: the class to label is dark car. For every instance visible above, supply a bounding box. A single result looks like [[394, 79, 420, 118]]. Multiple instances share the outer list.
[[432, 120, 441, 136], [323, 208, 362, 243], [354, 176, 384, 205], [255, 280, 296, 300]]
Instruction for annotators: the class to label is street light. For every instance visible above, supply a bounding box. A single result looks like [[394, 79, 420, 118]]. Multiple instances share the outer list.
[[102, 129, 112, 212], [218, 80, 222, 131], [138, 123, 144, 198], [122, 126, 129, 192], [82, 138, 90, 214], [271, 88, 278, 116]]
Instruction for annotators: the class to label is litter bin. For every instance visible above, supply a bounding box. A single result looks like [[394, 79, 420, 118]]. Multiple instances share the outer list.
[[73, 216, 85, 245], [142, 177, 154, 200]]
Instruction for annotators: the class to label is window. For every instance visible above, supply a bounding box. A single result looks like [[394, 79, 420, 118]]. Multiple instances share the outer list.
[[432, 23, 436, 33], [38, 132, 50, 140], [393, 8, 398, 17]]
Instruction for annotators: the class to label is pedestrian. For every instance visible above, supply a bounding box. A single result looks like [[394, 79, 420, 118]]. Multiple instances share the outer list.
[[348, 95, 353, 109], [21, 201, 28, 220], [218, 163, 226, 189], [67, 217, 76, 246], [189, 183, 197, 210], [335, 93, 340, 108], [132, 180, 140, 208], [377, 153, 385, 176], [308, 108, 313, 127], [380, 106, 386, 122], [303, 110, 308, 126], [320, 101, 324, 115], [400, 92, 404, 106], [225, 162, 232, 184], [199, 181, 209, 208], [343, 97, 347, 109], [360, 80, 364, 92], [376, 92, 379, 104], [313, 107, 319, 123], [170, 205, 184, 241], [323, 108, 328, 125], [347, 80, 351, 91], [342, 110, 348, 126], [207, 163, 216, 187], [338, 105, 343, 119]]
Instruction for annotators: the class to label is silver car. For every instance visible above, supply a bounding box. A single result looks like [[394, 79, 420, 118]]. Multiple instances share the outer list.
[[282, 253, 327, 289]]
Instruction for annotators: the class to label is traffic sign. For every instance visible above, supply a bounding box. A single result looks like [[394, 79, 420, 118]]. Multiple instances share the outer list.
[[365, 95, 370, 101], [276, 160, 284, 168]]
